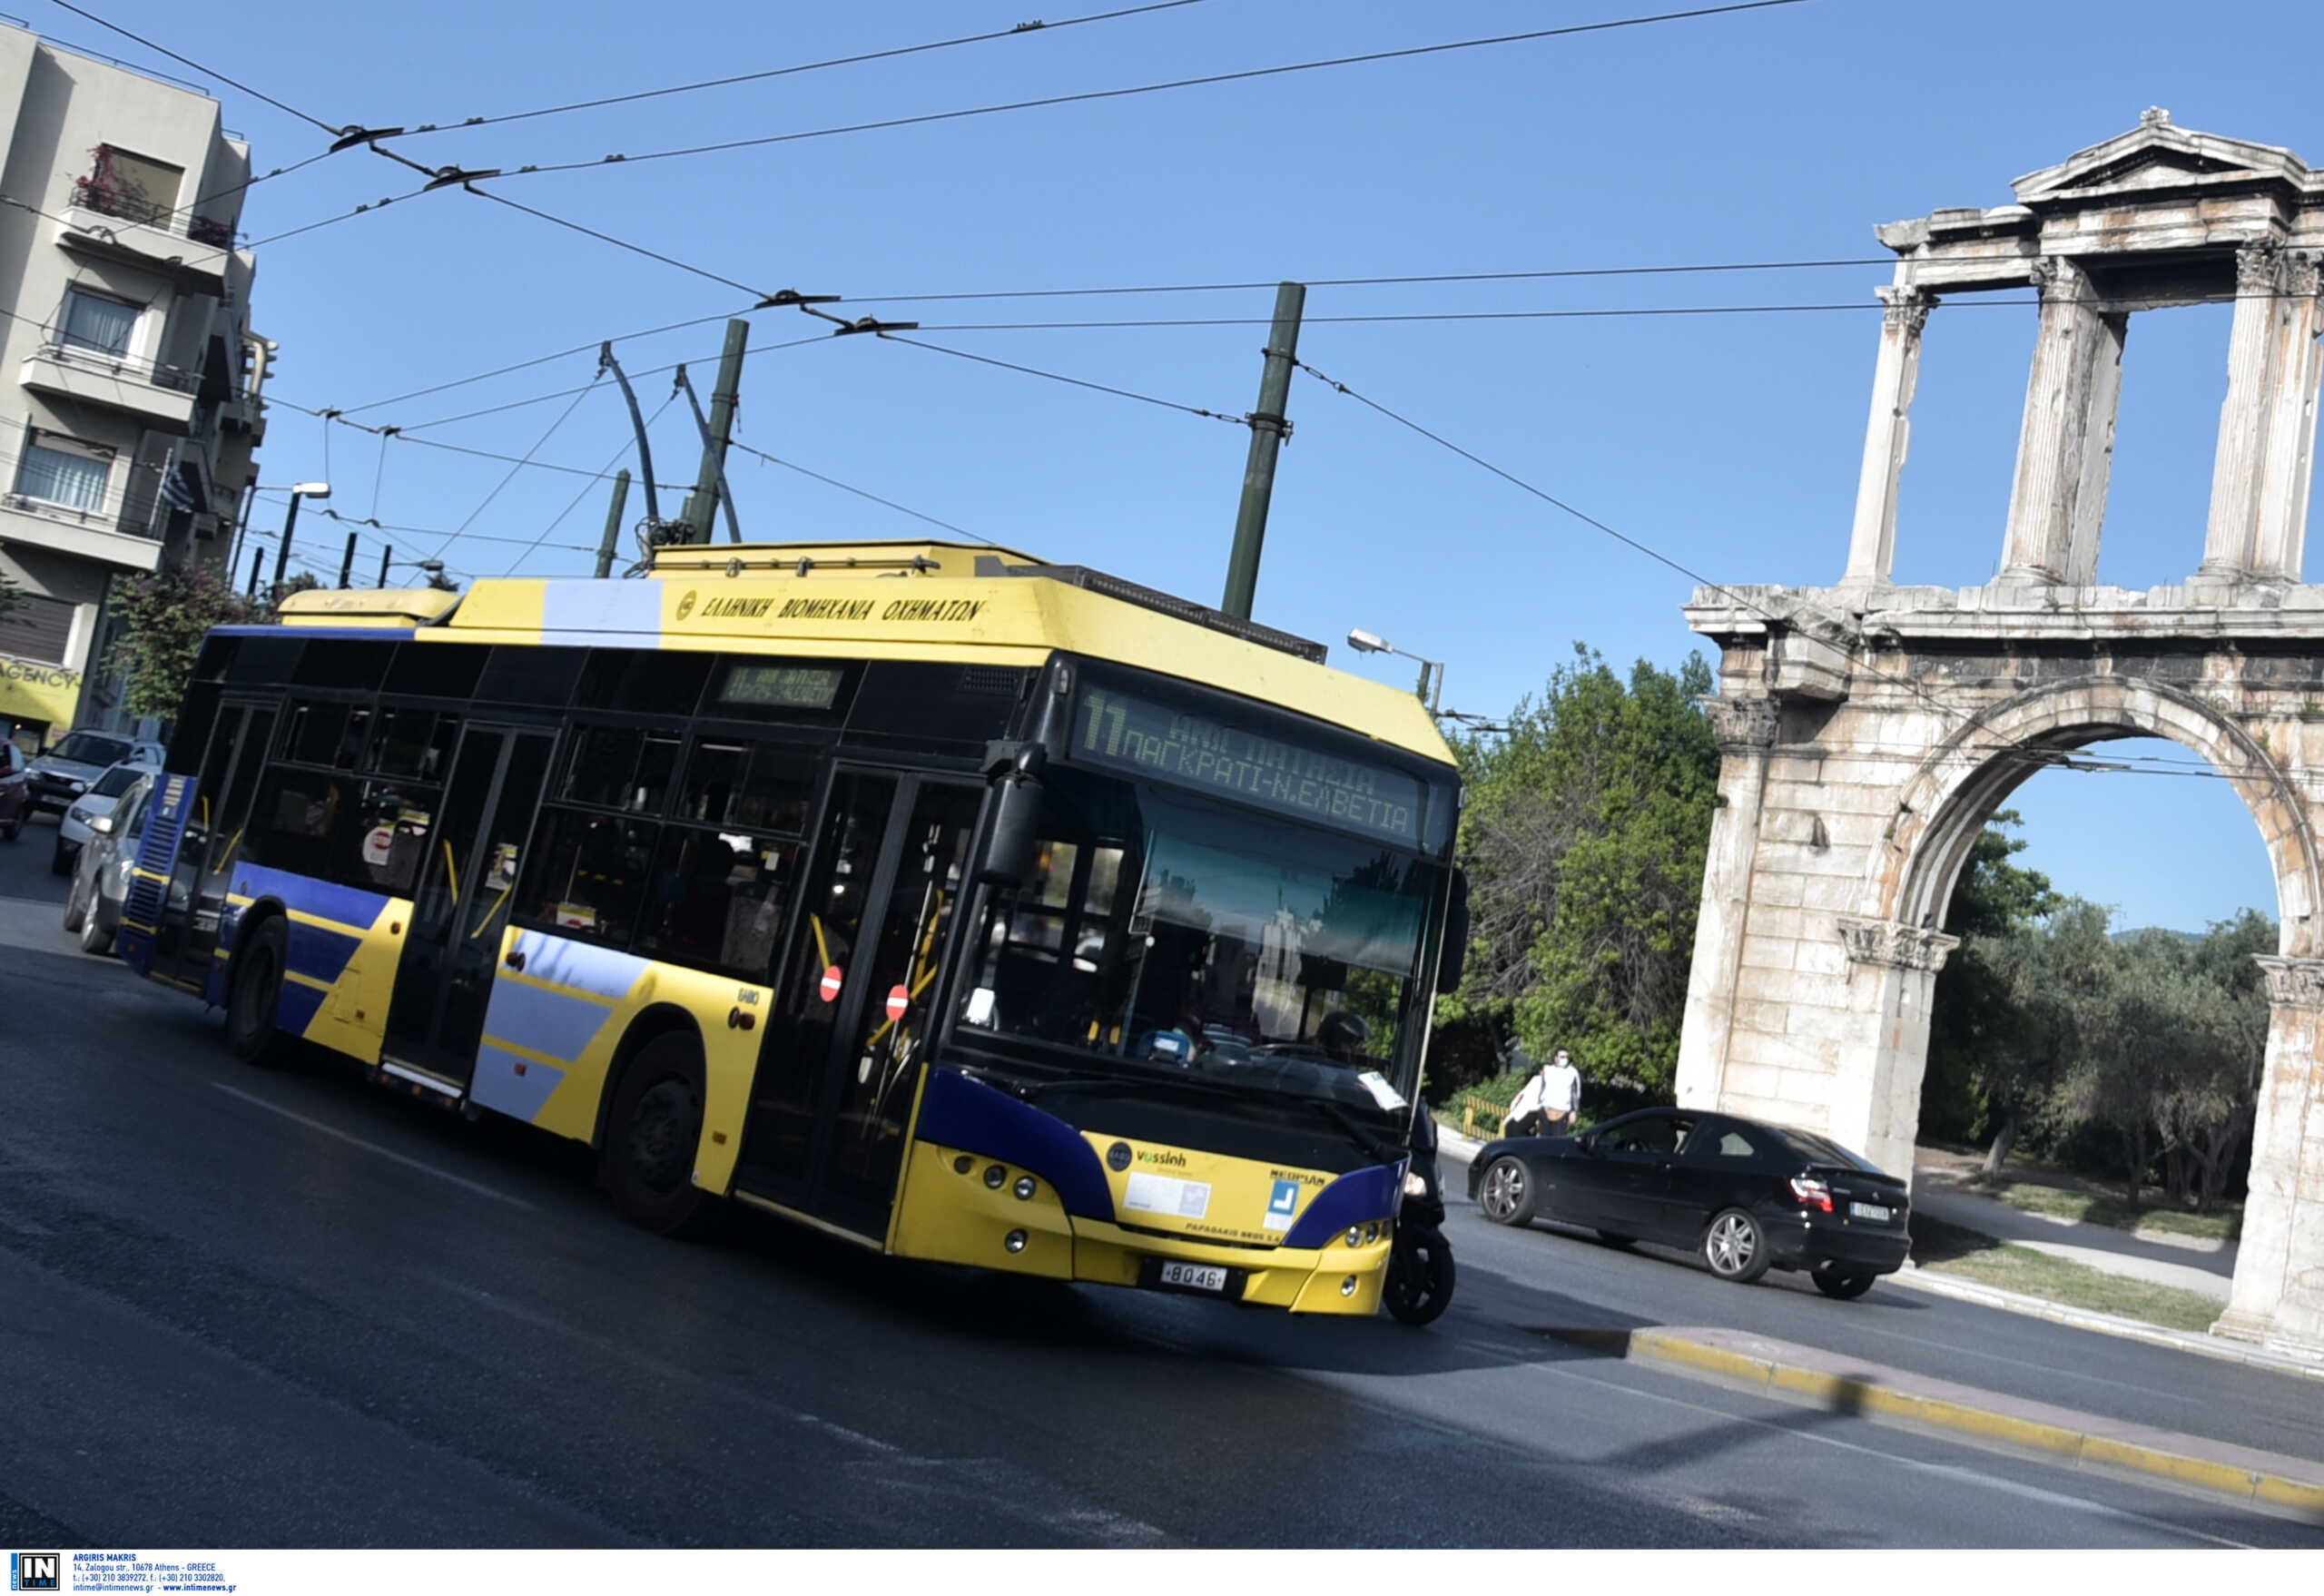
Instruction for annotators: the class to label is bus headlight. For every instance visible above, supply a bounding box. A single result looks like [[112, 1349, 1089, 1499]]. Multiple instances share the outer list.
[[1012, 1175, 1037, 1200], [1004, 1229, 1028, 1253], [984, 1164, 1007, 1189], [1344, 1226, 1364, 1247]]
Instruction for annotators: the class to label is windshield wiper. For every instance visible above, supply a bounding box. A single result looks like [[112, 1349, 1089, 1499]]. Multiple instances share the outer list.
[[1302, 1097, 1400, 1166]]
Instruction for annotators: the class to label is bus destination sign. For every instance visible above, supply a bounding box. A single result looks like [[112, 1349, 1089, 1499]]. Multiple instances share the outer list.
[[1071, 685, 1427, 845], [718, 663, 845, 711]]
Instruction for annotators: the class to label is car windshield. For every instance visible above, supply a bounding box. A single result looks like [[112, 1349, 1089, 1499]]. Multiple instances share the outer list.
[[92, 764, 144, 798], [51, 732, 130, 766], [954, 767, 1441, 1113]]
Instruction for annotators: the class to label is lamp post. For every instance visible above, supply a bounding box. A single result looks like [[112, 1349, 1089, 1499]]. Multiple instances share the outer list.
[[381, 556, 453, 592], [268, 481, 330, 599], [1346, 628, 1444, 715]]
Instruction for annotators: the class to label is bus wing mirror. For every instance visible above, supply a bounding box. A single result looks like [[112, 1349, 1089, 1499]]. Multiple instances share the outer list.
[[1436, 868, 1470, 994], [978, 747, 1048, 887]]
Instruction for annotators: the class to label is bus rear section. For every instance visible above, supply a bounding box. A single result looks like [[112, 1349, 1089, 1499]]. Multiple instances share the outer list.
[[118, 551, 1462, 1316]]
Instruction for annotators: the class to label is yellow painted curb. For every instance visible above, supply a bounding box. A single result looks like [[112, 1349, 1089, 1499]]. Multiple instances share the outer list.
[[1605, 1328, 2324, 1518]]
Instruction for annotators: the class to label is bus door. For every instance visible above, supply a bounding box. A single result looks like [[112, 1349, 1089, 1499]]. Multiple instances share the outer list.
[[380, 724, 555, 1090], [734, 770, 982, 1239], [153, 701, 277, 994]]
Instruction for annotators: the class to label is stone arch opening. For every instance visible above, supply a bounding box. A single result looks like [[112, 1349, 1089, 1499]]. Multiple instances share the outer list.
[[1878, 675, 2320, 958]]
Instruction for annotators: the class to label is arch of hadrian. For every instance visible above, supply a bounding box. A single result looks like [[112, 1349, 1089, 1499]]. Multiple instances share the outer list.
[[1676, 112, 2324, 1356]]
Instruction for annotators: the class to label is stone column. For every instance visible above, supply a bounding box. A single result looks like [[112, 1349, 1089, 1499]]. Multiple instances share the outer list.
[[1674, 695, 1780, 1111], [2001, 259, 2123, 585], [2199, 241, 2288, 583], [1828, 917, 1959, 1187], [2252, 251, 2324, 583], [2215, 955, 2324, 1357], [1840, 286, 1935, 588]]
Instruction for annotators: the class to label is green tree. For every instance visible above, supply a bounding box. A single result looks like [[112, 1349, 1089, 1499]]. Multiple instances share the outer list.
[[105, 566, 263, 723], [1437, 645, 1718, 1096], [1922, 811, 2059, 1158]]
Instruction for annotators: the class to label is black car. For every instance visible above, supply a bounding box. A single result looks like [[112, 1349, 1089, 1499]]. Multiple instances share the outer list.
[[1466, 1106, 1911, 1298]]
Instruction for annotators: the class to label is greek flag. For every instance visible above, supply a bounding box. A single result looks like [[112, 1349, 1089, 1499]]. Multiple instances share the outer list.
[[159, 464, 195, 512]]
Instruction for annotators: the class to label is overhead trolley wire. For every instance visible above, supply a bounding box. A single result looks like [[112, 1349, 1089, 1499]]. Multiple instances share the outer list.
[[391, 1, 1218, 138], [51, 1, 342, 134], [874, 333, 1245, 423], [468, 2, 1819, 182], [1284, 353, 2299, 787], [729, 440, 989, 545]]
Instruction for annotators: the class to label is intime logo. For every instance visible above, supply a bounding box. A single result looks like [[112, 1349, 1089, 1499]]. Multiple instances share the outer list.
[[10, 1552, 59, 1591]]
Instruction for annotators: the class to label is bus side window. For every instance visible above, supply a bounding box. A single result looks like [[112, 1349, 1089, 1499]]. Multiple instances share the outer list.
[[517, 808, 658, 945]]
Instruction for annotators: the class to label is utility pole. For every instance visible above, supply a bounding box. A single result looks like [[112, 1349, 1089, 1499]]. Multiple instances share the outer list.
[[271, 491, 306, 598], [594, 469, 632, 579], [377, 545, 392, 588], [338, 531, 358, 588], [1221, 281, 1305, 621], [245, 547, 263, 598], [679, 319, 749, 544]]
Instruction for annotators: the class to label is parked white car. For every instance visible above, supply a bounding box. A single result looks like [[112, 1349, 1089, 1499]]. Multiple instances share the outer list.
[[54, 760, 160, 875]]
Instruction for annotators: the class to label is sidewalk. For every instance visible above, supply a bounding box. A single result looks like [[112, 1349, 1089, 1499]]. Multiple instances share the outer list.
[[1909, 1166, 2233, 1303]]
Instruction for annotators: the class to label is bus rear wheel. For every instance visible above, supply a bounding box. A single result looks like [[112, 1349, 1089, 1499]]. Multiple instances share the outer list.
[[605, 1034, 714, 1236], [224, 916, 287, 1064]]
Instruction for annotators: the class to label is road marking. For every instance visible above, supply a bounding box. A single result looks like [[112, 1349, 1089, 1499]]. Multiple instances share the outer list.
[[210, 1082, 537, 1211], [1530, 1357, 2257, 1548]]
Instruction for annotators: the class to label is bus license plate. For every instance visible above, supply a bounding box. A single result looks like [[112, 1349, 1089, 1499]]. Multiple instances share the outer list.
[[1157, 1261, 1228, 1293], [1849, 1201, 1891, 1222]]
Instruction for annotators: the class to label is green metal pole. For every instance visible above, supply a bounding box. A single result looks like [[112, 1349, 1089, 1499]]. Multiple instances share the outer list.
[[1221, 281, 1305, 620], [594, 468, 632, 579], [682, 319, 750, 545]]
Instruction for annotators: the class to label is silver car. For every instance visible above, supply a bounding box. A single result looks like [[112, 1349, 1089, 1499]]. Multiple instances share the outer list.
[[26, 728, 165, 820], [54, 759, 159, 875], [62, 769, 153, 956]]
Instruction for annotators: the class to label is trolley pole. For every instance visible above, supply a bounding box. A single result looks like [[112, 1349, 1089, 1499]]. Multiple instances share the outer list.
[[1220, 281, 1305, 621], [594, 468, 632, 579], [681, 319, 749, 545], [338, 531, 358, 588]]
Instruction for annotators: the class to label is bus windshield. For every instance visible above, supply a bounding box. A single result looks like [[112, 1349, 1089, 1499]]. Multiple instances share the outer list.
[[954, 767, 1440, 1114]]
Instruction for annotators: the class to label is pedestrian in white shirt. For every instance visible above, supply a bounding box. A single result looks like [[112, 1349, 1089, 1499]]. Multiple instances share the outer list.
[[1506, 1048, 1583, 1138]]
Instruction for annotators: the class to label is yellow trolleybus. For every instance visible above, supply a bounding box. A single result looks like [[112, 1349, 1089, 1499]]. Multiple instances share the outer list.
[[121, 540, 1466, 1315]]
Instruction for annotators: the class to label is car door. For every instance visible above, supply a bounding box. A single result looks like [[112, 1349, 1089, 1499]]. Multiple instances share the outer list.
[[1590, 1111, 1689, 1237]]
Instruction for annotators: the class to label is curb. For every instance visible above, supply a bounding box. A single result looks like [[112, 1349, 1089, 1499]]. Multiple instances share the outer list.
[[1890, 1264, 2324, 1384], [1548, 1325, 2324, 1520]]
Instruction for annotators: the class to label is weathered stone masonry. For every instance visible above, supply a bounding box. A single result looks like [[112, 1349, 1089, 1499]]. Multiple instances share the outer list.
[[1677, 113, 2324, 1358]]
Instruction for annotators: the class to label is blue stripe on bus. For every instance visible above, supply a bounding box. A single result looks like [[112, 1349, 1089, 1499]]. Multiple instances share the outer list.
[[234, 864, 390, 938], [274, 980, 329, 1038], [284, 920, 364, 987], [509, 930, 646, 1003], [480, 979, 614, 1064], [542, 579, 662, 645], [470, 1042, 567, 1121], [1280, 1161, 1405, 1248], [912, 1067, 1116, 1223]]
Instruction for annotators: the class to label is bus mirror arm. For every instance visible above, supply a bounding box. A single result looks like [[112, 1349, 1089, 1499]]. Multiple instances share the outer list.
[[1435, 869, 1470, 995], [977, 744, 1048, 887]]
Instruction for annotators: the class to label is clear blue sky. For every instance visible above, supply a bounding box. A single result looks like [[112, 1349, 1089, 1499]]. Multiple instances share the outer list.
[[59, 0, 2324, 932]]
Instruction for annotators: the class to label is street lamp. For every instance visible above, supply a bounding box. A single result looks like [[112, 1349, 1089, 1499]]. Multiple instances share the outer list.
[[379, 554, 454, 592], [268, 482, 331, 599], [1347, 627, 1444, 714]]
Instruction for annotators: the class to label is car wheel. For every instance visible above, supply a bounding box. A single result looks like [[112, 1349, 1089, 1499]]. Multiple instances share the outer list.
[[1702, 1207, 1770, 1284], [224, 916, 288, 1064], [1812, 1267, 1876, 1301], [62, 874, 85, 934], [50, 838, 72, 875], [1595, 1230, 1637, 1249], [80, 906, 113, 956], [603, 1033, 716, 1236], [1476, 1156, 1537, 1227]]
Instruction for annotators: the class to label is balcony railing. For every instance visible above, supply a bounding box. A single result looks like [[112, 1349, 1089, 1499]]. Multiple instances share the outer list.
[[0, 489, 162, 542], [70, 175, 240, 251], [33, 339, 202, 395]]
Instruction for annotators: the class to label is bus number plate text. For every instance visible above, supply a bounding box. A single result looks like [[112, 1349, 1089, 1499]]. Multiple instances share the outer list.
[[1157, 1261, 1227, 1293]]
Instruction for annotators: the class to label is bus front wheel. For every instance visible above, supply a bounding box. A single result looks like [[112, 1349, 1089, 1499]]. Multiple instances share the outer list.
[[605, 1033, 714, 1236]]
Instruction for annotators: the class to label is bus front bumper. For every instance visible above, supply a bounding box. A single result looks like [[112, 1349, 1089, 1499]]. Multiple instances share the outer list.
[[891, 1140, 1393, 1315]]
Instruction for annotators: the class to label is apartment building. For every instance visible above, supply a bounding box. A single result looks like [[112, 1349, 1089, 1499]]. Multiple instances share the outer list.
[[0, 18, 270, 747]]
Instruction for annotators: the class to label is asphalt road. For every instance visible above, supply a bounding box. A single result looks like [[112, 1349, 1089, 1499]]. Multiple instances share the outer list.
[[1, 813, 2319, 1549]]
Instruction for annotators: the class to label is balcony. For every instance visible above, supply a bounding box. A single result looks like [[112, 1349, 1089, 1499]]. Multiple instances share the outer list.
[[0, 489, 164, 572], [21, 340, 200, 433], [57, 177, 233, 291]]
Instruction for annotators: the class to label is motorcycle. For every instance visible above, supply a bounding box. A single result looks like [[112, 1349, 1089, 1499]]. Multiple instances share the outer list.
[[1384, 1099, 1456, 1326]]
